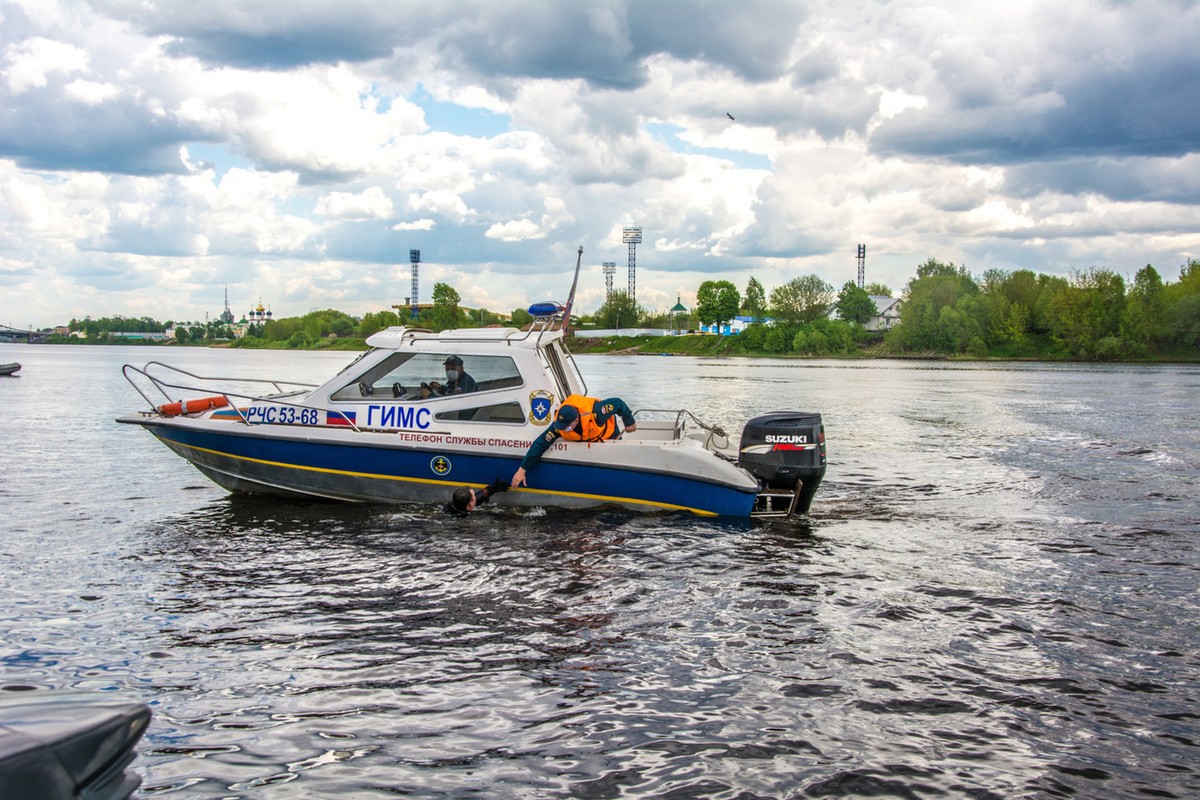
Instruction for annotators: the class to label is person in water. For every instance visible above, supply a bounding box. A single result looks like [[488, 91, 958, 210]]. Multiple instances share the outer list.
[[510, 395, 637, 488], [428, 355, 477, 395], [445, 479, 510, 516]]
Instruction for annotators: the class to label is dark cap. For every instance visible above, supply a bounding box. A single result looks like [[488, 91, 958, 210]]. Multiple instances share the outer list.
[[443, 355, 463, 366], [553, 404, 579, 430]]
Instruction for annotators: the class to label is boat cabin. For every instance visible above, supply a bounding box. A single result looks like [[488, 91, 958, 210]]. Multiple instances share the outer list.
[[302, 326, 588, 431]]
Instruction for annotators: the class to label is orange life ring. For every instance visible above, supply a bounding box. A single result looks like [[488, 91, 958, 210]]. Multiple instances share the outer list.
[[158, 396, 229, 417]]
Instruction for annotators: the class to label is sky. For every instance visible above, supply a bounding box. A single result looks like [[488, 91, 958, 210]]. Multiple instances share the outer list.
[[3, 0, 1200, 329]]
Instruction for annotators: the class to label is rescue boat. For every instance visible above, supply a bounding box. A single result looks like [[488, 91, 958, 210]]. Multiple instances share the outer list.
[[118, 304, 825, 519]]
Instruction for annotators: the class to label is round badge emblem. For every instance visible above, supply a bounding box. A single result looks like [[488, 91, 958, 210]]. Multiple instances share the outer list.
[[430, 456, 452, 476]]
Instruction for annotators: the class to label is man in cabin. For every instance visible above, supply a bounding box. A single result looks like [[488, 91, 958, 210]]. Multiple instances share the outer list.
[[444, 479, 510, 516], [428, 355, 478, 395], [510, 395, 638, 488]]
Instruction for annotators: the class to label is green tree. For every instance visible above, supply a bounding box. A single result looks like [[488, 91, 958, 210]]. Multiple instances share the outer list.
[[744, 277, 767, 322], [834, 281, 876, 324], [740, 323, 767, 350], [764, 324, 794, 353], [1170, 295, 1200, 349], [886, 259, 979, 353], [1045, 268, 1127, 359], [769, 275, 834, 325], [430, 282, 463, 330], [596, 291, 641, 329], [863, 282, 892, 297], [822, 319, 857, 353], [696, 280, 740, 327], [359, 310, 401, 338], [510, 308, 534, 328], [1122, 265, 1165, 354], [432, 282, 460, 306]]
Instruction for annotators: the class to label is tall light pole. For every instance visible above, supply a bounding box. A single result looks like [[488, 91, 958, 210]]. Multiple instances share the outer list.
[[622, 227, 642, 307], [409, 249, 421, 321], [602, 262, 616, 299]]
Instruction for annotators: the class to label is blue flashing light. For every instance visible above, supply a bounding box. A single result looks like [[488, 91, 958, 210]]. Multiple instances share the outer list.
[[528, 301, 563, 318]]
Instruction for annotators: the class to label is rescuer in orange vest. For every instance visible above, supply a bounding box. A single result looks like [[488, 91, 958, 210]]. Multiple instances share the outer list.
[[511, 394, 638, 488]]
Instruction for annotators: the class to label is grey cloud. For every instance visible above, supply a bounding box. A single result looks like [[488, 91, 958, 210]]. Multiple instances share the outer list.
[[101, 0, 806, 87], [0, 89, 195, 175], [626, 0, 807, 83], [870, 21, 1200, 168], [778, 82, 879, 140], [99, 0, 429, 69], [59, 257, 156, 292], [1006, 156, 1200, 205], [162, 28, 395, 70]]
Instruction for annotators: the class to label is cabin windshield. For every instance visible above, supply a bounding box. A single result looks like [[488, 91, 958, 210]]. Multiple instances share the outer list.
[[330, 352, 523, 401]]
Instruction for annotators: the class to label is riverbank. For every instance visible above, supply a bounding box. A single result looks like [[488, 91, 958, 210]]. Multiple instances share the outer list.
[[563, 333, 1200, 363]]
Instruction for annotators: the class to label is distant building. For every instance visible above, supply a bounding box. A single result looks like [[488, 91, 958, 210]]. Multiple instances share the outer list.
[[109, 331, 169, 341], [827, 295, 902, 331], [866, 296, 902, 331], [701, 316, 761, 335]]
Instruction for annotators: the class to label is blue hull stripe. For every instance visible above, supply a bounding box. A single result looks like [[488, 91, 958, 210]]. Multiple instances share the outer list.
[[146, 423, 757, 517]]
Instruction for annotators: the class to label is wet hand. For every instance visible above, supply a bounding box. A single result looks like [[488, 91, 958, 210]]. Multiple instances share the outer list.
[[511, 468, 527, 488]]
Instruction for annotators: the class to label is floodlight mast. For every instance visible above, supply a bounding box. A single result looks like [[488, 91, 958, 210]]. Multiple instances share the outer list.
[[409, 249, 421, 321], [622, 227, 642, 306], [602, 262, 616, 298], [857, 244, 866, 289]]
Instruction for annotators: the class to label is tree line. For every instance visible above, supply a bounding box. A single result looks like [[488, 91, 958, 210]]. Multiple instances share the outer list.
[[50, 260, 1200, 360], [885, 258, 1200, 359], [591, 258, 1200, 360]]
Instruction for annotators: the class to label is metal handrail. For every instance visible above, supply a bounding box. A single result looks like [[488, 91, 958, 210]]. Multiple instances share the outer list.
[[140, 360, 316, 394], [121, 362, 363, 433], [633, 407, 732, 452]]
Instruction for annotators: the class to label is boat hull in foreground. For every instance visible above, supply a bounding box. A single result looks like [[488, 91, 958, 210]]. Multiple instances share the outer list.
[[120, 414, 761, 517]]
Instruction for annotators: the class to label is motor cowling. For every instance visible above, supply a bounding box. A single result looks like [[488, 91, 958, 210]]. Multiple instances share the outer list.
[[738, 411, 826, 513]]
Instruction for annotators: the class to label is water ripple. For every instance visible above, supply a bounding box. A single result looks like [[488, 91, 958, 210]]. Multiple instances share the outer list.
[[3, 348, 1199, 797]]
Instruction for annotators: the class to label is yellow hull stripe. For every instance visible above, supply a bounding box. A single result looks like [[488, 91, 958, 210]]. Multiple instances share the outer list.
[[158, 436, 719, 516]]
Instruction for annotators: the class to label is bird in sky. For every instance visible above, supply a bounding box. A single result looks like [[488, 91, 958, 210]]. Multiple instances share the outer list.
[[726, 112, 735, 121]]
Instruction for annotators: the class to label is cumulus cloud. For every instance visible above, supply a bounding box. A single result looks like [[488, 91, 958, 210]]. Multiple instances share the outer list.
[[392, 218, 436, 232], [486, 219, 544, 242], [315, 187, 395, 220], [3, 36, 89, 92]]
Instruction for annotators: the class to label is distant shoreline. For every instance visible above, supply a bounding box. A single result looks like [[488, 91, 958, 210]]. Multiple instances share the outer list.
[[12, 337, 1199, 365]]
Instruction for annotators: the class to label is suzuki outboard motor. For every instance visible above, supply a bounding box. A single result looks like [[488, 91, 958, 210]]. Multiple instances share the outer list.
[[738, 411, 826, 516]]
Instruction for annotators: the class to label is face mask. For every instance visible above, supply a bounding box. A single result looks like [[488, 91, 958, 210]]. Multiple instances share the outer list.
[[446, 369, 459, 381]]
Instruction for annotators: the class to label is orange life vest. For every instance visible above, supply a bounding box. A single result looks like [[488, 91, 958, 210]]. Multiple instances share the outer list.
[[557, 394, 617, 442]]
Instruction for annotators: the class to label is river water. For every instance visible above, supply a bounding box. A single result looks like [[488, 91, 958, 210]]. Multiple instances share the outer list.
[[1, 342, 1197, 799]]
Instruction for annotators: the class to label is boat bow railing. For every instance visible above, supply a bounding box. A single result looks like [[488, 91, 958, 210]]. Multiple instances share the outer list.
[[120, 361, 357, 429]]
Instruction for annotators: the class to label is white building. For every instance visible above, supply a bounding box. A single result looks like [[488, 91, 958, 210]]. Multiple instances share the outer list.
[[866, 296, 902, 331]]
